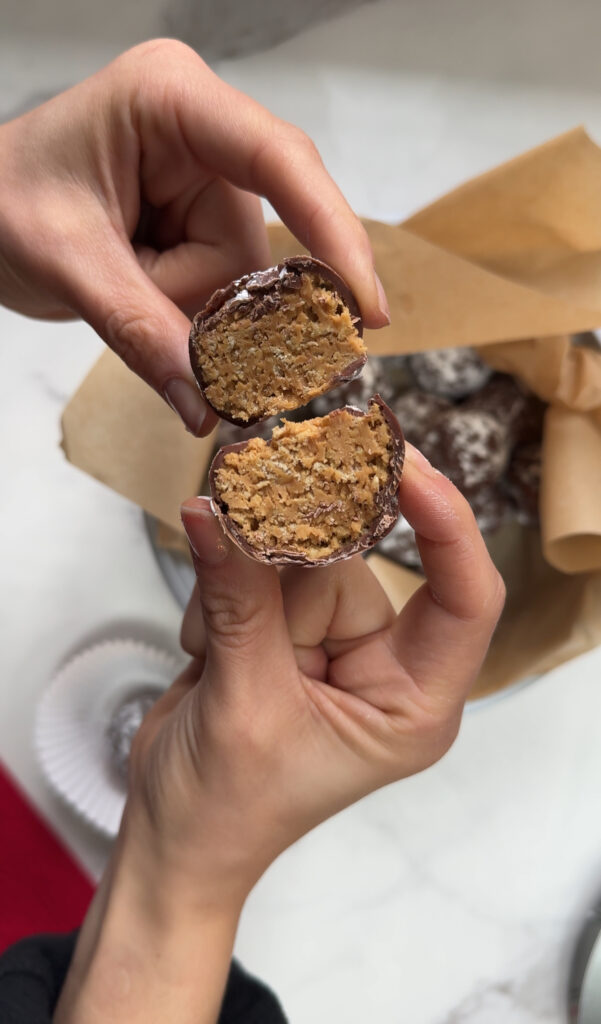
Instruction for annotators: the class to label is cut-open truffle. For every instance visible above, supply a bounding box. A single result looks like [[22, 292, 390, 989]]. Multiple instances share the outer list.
[[189, 256, 366, 426], [210, 396, 404, 565]]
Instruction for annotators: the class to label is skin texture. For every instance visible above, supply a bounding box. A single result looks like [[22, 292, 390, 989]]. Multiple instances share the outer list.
[[54, 448, 504, 1024], [0, 40, 504, 1023], [0, 39, 389, 435], [55, 447, 504, 1024]]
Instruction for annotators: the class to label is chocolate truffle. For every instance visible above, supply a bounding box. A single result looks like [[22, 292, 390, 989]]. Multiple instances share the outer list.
[[421, 408, 511, 493], [106, 688, 160, 782], [409, 347, 493, 399], [210, 396, 404, 565], [389, 388, 451, 446], [309, 357, 378, 416], [376, 515, 423, 571], [189, 256, 366, 426], [513, 393, 546, 447], [463, 373, 545, 445], [373, 355, 413, 404], [505, 443, 542, 526], [467, 484, 512, 535], [216, 414, 284, 449]]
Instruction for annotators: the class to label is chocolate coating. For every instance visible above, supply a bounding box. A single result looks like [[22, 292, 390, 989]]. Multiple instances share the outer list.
[[505, 443, 542, 526], [463, 373, 545, 446], [209, 395, 405, 566], [197, 256, 363, 333], [389, 388, 452, 446], [376, 515, 423, 571], [309, 358, 378, 415], [216, 414, 284, 448], [513, 393, 546, 447], [189, 256, 365, 427], [409, 347, 493, 399], [467, 483, 512, 535], [421, 408, 511, 493], [373, 355, 413, 404]]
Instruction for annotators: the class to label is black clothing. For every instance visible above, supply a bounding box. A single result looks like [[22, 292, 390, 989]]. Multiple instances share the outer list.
[[0, 931, 287, 1023]]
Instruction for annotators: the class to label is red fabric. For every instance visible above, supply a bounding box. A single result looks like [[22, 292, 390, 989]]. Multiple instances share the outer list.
[[0, 761, 94, 952]]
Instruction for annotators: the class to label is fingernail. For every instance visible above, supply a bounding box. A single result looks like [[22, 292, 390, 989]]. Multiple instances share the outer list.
[[181, 501, 229, 566], [164, 378, 207, 436], [374, 272, 391, 325], [408, 445, 440, 479]]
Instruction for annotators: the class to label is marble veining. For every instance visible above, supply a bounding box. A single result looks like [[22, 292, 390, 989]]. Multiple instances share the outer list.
[[2, 2, 601, 1021]]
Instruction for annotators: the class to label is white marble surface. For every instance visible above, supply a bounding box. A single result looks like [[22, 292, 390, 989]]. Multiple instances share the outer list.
[[2, 1, 601, 1020]]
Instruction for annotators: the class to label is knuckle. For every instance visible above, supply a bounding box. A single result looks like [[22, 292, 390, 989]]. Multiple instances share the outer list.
[[180, 610, 205, 660], [492, 569, 507, 611], [465, 568, 506, 626], [413, 702, 462, 763], [356, 220, 374, 257], [289, 124, 320, 159], [127, 37, 204, 71], [121, 40, 209, 112], [205, 593, 268, 651], [104, 309, 158, 376]]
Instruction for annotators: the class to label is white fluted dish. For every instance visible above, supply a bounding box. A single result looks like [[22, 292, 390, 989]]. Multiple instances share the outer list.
[[35, 640, 181, 838]]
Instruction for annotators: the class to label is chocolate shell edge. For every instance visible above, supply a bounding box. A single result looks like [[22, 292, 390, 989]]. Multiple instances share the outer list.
[[189, 256, 365, 428], [209, 395, 405, 566]]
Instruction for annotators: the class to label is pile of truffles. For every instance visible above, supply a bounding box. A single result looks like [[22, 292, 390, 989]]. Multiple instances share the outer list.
[[216, 346, 546, 571]]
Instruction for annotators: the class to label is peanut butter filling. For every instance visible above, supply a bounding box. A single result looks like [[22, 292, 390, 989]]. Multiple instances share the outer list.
[[194, 271, 365, 423], [212, 404, 394, 561]]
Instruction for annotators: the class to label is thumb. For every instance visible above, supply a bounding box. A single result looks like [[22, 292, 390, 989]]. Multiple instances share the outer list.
[[181, 497, 294, 687], [56, 223, 213, 436]]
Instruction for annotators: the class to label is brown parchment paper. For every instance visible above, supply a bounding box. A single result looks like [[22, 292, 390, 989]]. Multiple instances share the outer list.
[[61, 128, 601, 697]]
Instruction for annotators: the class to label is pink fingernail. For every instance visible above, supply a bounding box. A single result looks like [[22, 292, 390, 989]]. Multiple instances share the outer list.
[[181, 502, 229, 566], [374, 272, 391, 325], [164, 378, 207, 436]]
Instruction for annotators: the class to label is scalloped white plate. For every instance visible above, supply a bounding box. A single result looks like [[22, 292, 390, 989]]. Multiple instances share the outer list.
[[35, 640, 180, 837]]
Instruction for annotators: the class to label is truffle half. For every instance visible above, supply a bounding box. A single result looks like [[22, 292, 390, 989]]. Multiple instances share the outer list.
[[209, 395, 404, 565], [190, 256, 366, 426]]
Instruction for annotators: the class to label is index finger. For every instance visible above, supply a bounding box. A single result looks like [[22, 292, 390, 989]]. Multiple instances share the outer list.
[[134, 42, 389, 329]]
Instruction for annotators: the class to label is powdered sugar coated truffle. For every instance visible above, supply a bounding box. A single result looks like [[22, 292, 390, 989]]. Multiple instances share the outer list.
[[506, 443, 542, 525], [373, 355, 412, 404], [468, 484, 512, 535], [409, 347, 493, 399], [422, 408, 511, 493], [389, 389, 451, 446]]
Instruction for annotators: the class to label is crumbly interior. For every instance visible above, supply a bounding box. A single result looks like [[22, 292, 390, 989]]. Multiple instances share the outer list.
[[213, 405, 393, 560], [196, 272, 365, 422]]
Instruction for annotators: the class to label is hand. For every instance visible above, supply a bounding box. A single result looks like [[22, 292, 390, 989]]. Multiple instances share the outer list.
[[0, 39, 389, 435], [55, 448, 504, 1023], [137, 445, 505, 898]]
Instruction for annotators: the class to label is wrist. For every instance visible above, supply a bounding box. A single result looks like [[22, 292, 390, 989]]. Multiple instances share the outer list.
[[54, 804, 243, 1024]]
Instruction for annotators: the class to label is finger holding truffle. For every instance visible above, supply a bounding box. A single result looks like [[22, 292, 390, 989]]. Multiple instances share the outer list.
[[388, 445, 506, 703]]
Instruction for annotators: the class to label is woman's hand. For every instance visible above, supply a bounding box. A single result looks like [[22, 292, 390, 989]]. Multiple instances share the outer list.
[[0, 39, 388, 436], [55, 448, 504, 1023], [139, 445, 505, 897]]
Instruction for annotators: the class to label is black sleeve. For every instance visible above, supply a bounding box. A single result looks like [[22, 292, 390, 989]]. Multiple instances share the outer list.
[[0, 931, 288, 1023], [0, 931, 76, 1024]]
